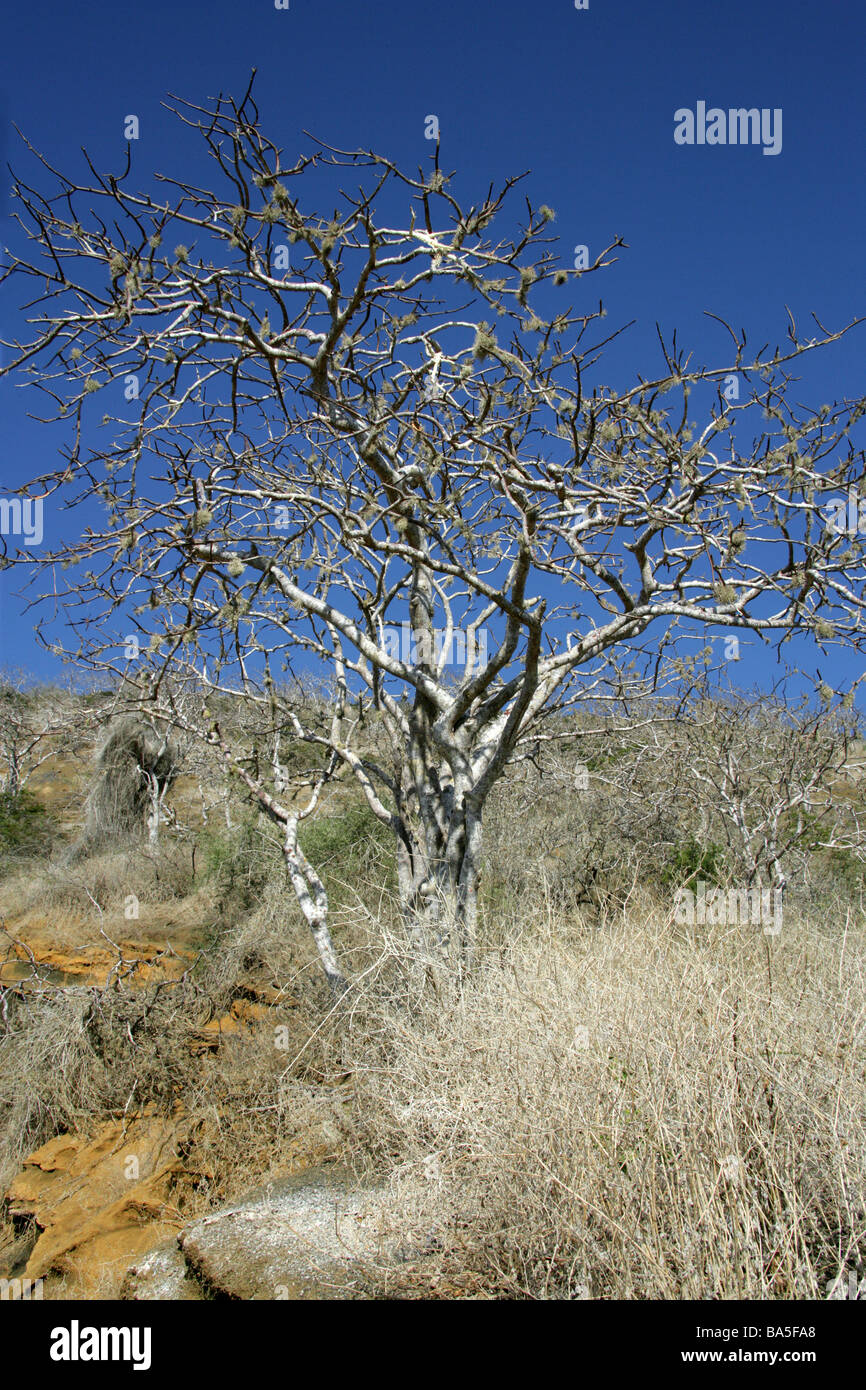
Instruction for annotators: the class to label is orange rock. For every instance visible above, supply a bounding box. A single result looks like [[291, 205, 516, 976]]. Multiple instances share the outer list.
[[235, 978, 296, 1008], [187, 995, 275, 1053], [229, 998, 272, 1026], [5, 1117, 191, 1296], [0, 939, 194, 989]]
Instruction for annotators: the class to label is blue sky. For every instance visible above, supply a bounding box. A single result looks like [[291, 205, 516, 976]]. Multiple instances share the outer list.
[[0, 0, 864, 688]]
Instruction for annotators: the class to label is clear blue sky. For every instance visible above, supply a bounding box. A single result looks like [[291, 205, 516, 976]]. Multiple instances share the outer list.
[[1, 0, 864, 687]]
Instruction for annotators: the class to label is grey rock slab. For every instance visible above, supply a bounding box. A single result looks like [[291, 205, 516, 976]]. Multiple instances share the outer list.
[[178, 1165, 393, 1300], [121, 1241, 205, 1301]]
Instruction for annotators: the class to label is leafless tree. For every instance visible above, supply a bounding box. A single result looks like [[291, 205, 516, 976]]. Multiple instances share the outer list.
[[629, 676, 866, 896], [0, 672, 75, 799], [2, 76, 865, 984]]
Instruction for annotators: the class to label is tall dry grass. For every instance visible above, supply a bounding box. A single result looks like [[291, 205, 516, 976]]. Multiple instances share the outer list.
[[2, 866, 863, 1297], [337, 902, 865, 1298]]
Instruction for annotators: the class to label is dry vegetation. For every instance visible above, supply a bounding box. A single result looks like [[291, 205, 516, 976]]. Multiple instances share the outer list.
[[343, 909, 865, 1298], [0, 687, 864, 1299]]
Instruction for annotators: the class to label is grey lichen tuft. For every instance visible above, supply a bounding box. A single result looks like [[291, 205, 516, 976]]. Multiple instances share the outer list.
[[472, 323, 497, 361]]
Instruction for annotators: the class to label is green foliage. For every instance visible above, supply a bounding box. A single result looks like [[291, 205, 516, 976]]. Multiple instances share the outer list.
[[274, 736, 333, 778], [0, 790, 52, 858], [794, 808, 828, 853], [661, 837, 726, 888], [823, 846, 866, 894], [796, 809, 866, 893], [199, 812, 278, 912], [581, 740, 639, 771], [199, 799, 393, 920], [300, 803, 394, 888]]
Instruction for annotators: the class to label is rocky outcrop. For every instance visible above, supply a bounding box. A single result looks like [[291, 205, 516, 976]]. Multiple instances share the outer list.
[[121, 1165, 403, 1300], [0, 938, 194, 989], [187, 996, 275, 1053], [121, 1241, 204, 1300], [3, 1123, 398, 1300], [4, 1115, 192, 1295], [177, 1167, 391, 1299]]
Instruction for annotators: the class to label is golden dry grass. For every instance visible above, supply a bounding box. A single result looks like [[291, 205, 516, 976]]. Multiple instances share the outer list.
[[335, 903, 866, 1299]]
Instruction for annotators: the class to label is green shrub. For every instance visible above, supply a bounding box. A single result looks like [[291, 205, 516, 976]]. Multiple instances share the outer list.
[[788, 809, 866, 895], [0, 790, 53, 858], [661, 836, 726, 888], [198, 812, 279, 912], [300, 803, 394, 889], [817, 846, 866, 896]]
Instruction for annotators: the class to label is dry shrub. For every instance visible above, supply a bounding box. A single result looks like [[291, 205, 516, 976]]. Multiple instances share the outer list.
[[198, 877, 341, 1003], [77, 715, 179, 854], [0, 883, 358, 1203], [341, 906, 866, 1299], [176, 1039, 354, 1211], [0, 842, 201, 940], [0, 975, 203, 1187], [3, 731, 863, 1299], [54, 844, 193, 909]]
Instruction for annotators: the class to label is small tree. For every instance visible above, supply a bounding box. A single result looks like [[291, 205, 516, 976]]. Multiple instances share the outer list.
[[632, 677, 866, 897], [3, 78, 865, 984], [0, 673, 73, 799]]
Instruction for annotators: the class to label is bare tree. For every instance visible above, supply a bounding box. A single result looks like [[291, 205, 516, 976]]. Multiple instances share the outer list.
[[2, 76, 866, 983], [630, 676, 866, 897], [140, 674, 350, 992], [0, 672, 74, 799]]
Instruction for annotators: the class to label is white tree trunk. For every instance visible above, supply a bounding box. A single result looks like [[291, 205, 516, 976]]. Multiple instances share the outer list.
[[283, 815, 346, 995]]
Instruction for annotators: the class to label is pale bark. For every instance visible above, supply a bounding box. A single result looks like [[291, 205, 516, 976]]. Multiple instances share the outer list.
[[282, 815, 345, 995]]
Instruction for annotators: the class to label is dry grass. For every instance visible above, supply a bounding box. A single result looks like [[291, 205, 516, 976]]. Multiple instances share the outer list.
[[0, 874, 356, 1201], [336, 903, 866, 1299], [1, 841, 193, 906]]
